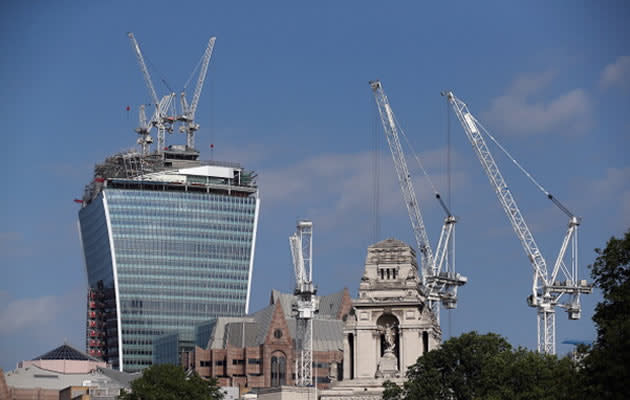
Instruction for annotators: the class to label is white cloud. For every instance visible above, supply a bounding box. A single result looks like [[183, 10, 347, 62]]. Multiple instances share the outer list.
[[258, 151, 388, 218], [0, 295, 63, 334], [257, 148, 469, 235], [482, 71, 591, 136], [259, 149, 451, 207], [584, 167, 630, 222], [508, 70, 556, 97], [600, 56, 630, 89]]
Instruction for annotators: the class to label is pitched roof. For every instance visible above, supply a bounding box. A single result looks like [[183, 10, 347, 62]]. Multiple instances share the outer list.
[[96, 367, 141, 387], [207, 317, 255, 349], [225, 322, 259, 347], [270, 289, 294, 317], [252, 304, 276, 345], [32, 344, 98, 362], [205, 289, 348, 351], [319, 289, 345, 319], [284, 318, 344, 352], [270, 288, 348, 320], [312, 319, 344, 352]]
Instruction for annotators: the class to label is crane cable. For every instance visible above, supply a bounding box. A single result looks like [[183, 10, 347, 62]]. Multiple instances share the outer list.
[[372, 101, 381, 244], [183, 50, 205, 92], [392, 112, 453, 216], [144, 52, 174, 94], [446, 95, 453, 340], [470, 114, 575, 218]]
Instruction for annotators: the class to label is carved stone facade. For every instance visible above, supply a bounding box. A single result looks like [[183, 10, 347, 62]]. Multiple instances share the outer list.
[[321, 238, 441, 399]]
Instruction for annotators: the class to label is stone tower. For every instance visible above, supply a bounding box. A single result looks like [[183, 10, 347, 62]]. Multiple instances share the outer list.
[[322, 238, 441, 399]]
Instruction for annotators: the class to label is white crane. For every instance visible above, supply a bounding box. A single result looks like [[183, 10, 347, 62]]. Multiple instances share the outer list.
[[127, 32, 175, 154], [178, 37, 216, 150], [444, 91, 592, 354], [370, 80, 467, 322], [289, 220, 318, 387], [134, 104, 153, 154]]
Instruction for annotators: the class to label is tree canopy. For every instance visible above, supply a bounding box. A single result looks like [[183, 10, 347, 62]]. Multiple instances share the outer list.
[[118, 364, 224, 400], [580, 228, 630, 399], [383, 331, 579, 400]]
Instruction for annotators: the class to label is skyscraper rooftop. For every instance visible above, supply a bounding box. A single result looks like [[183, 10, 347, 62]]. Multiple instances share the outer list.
[[78, 146, 260, 371], [82, 146, 257, 205]]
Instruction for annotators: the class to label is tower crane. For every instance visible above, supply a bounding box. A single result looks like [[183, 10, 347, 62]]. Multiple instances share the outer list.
[[289, 220, 318, 386], [370, 81, 467, 322], [178, 37, 216, 150], [444, 91, 592, 354], [127, 32, 175, 154], [134, 104, 153, 154]]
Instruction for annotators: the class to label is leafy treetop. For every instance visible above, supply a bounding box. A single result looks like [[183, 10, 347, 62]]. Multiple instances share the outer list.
[[118, 364, 224, 400]]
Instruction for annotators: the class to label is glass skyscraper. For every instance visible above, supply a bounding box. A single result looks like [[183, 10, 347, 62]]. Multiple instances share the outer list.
[[78, 148, 259, 372]]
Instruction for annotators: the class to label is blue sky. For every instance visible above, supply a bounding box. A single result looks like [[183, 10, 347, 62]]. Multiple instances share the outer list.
[[1, 1, 628, 370]]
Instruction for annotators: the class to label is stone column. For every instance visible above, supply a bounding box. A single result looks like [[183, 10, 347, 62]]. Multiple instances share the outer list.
[[343, 334, 350, 380], [356, 330, 376, 378], [399, 328, 405, 374], [375, 329, 380, 375]]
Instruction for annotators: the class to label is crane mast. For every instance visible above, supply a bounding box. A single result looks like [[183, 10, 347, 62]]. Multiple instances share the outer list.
[[134, 104, 153, 154], [289, 220, 318, 386], [370, 81, 466, 322], [128, 32, 175, 154], [178, 37, 216, 150], [445, 91, 591, 354]]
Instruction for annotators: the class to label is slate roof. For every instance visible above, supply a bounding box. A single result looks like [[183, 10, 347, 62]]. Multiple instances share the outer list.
[[207, 317, 255, 350], [205, 289, 347, 352], [97, 367, 141, 387], [252, 305, 275, 345], [285, 318, 344, 352], [32, 344, 98, 362], [270, 289, 294, 317], [319, 290, 345, 319], [225, 322, 259, 347]]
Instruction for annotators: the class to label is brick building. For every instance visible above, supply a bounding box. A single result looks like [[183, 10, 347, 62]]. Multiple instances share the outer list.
[[185, 288, 352, 390]]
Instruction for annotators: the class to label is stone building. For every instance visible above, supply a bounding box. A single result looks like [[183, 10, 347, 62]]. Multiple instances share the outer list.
[[2, 343, 138, 400], [185, 288, 353, 391], [321, 238, 441, 399]]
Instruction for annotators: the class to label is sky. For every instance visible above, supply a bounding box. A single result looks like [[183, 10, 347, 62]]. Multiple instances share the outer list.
[[0, 1, 628, 371]]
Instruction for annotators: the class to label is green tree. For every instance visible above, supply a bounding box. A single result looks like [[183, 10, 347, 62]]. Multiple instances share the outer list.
[[383, 331, 579, 400], [118, 364, 224, 400], [580, 228, 630, 399]]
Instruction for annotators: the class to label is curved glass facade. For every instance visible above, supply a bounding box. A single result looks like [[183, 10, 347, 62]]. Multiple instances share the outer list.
[[80, 186, 259, 372]]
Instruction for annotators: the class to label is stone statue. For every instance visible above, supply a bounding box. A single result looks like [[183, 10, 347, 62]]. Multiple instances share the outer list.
[[376, 322, 399, 378], [383, 323, 395, 354]]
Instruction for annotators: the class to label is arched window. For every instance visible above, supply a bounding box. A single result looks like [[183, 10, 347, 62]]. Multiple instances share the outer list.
[[271, 352, 286, 386]]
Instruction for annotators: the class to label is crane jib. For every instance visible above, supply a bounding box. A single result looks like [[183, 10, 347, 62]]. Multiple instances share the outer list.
[[371, 81, 467, 322], [446, 90, 591, 355]]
